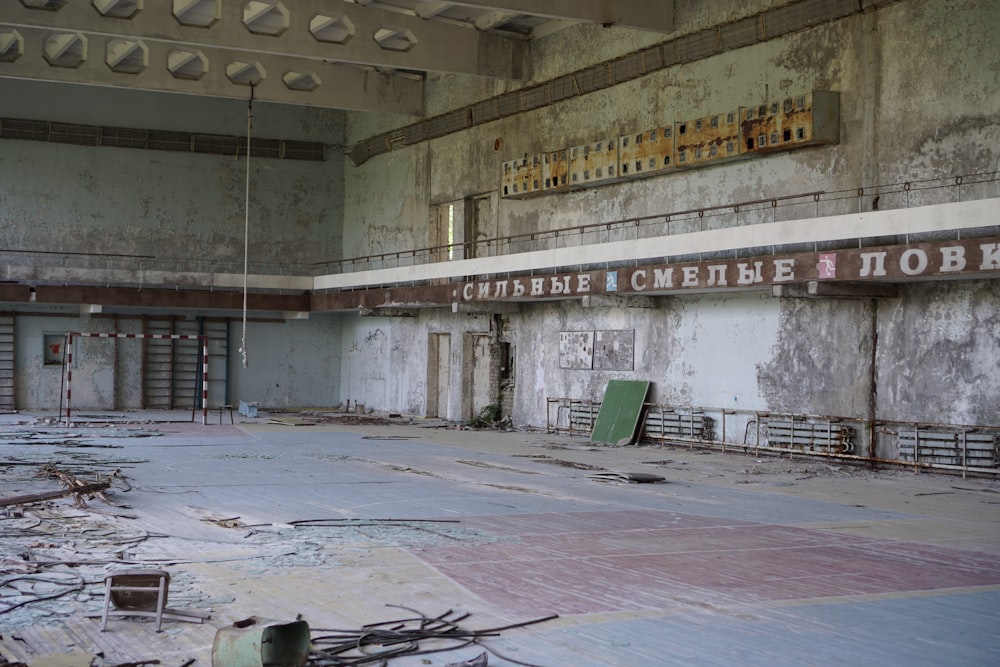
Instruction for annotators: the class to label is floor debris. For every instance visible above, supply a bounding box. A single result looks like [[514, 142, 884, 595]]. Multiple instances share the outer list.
[[586, 472, 667, 484], [514, 454, 606, 471], [0, 480, 112, 509], [266, 417, 317, 426], [307, 606, 556, 666]]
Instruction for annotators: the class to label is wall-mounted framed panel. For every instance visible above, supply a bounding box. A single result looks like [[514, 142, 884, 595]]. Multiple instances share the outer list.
[[619, 127, 675, 178], [593, 329, 635, 370], [543, 148, 568, 193], [498, 91, 839, 199], [674, 110, 740, 168], [740, 91, 840, 156], [500, 154, 543, 199], [568, 138, 620, 189], [559, 330, 594, 369]]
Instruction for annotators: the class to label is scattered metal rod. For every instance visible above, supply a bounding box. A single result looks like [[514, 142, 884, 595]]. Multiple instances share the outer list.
[[290, 518, 461, 526], [234, 518, 463, 531], [0, 572, 85, 614], [308, 606, 557, 666]]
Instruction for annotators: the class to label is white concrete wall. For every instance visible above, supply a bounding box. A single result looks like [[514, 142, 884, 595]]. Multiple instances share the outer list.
[[338, 311, 493, 418]]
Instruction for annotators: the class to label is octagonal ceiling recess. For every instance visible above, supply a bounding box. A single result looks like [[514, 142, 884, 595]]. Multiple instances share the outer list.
[[0, 0, 674, 114]]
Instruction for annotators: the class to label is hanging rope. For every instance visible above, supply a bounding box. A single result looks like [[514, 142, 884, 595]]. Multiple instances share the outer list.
[[239, 85, 253, 368]]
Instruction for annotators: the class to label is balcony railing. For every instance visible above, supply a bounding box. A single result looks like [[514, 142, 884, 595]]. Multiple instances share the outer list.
[[314, 170, 1000, 276], [2, 170, 997, 290]]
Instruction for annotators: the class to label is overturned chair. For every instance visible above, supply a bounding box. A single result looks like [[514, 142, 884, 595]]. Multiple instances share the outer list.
[[100, 569, 210, 632]]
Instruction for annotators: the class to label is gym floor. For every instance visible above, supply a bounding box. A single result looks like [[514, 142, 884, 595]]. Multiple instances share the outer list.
[[2, 411, 999, 666]]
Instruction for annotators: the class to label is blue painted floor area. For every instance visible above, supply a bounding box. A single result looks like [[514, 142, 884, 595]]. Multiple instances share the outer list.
[[495, 590, 1000, 667], [149, 429, 914, 526]]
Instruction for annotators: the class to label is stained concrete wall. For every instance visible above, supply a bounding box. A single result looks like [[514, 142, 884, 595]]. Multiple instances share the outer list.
[[0, 81, 348, 411], [345, 0, 999, 254], [9, 311, 343, 411], [227, 316, 343, 411], [0, 80, 345, 272], [339, 311, 493, 419], [877, 281, 1000, 426], [339, 0, 1000, 429]]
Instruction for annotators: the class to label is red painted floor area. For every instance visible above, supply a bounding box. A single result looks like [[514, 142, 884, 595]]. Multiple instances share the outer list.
[[413, 510, 1000, 617]]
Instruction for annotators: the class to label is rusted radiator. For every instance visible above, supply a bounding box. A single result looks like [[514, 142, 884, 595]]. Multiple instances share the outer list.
[[762, 416, 854, 453], [546, 398, 600, 435], [897, 429, 999, 468], [642, 407, 715, 443]]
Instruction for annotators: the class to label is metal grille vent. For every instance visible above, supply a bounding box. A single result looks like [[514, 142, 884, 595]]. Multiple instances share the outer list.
[[192, 133, 238, 155], [48, 122, 100, 145], [0, 117, 326, 161], [283, 140, 324, 161], [0, 118, 47, 141], [101, 126, 147, 149]]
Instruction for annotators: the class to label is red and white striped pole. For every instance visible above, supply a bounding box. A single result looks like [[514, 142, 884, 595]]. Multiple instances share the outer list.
[[201, 336, 209, 425], [64, 332, 73, 426]]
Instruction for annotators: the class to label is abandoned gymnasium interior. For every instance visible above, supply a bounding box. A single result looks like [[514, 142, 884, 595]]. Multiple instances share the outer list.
[[1, 0, 999, 665]]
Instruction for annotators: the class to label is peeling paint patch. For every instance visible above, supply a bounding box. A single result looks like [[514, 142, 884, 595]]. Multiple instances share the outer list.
[[878, 281, 1000, 425], [757, 299, 872, 417]]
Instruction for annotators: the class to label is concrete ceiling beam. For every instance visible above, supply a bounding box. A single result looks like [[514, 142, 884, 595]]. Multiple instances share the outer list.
[[31, 285, 311, 312], [3, 0, 531, 80], [412, 1, 454, 20], [443, 0, 674, 33], [581, 294, 661, 308], [1, 23, 424, 114]]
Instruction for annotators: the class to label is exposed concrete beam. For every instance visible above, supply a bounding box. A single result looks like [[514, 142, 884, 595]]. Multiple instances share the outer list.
[[4, 0, 531, 84], [451, 301, 522, 314], [359, 308, 418, 317], [473, 10, 523, 30], [772, 281, 901, 299], [312, 283, 456, 312], [581, 294, 660, 309], [444, 0, 674, 33], [529, 18, 576, 39], [32, 285, 310, 313], [0, 24, 423, 114], [314, 199, 997, 291]]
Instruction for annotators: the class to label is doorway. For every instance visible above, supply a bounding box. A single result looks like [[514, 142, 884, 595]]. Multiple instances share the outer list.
[[427, 333, 451, 419]]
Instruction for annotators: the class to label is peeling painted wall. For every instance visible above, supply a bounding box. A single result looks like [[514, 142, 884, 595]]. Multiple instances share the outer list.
[[0, 81, 347, 412], [339, 0, 1000, 429], [0, 80, 345, 273], [229, 316, 343, 411], [757, 299, 873, 417], [339, 311, 492, 418], [877, 281, 1000, 425]]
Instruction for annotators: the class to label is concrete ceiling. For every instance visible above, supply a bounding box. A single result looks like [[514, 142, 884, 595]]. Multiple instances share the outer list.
[[0, 0, 675, 116]]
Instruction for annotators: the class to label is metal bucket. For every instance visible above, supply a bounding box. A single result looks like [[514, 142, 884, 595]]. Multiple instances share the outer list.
[[212, 616, 311, 667]]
